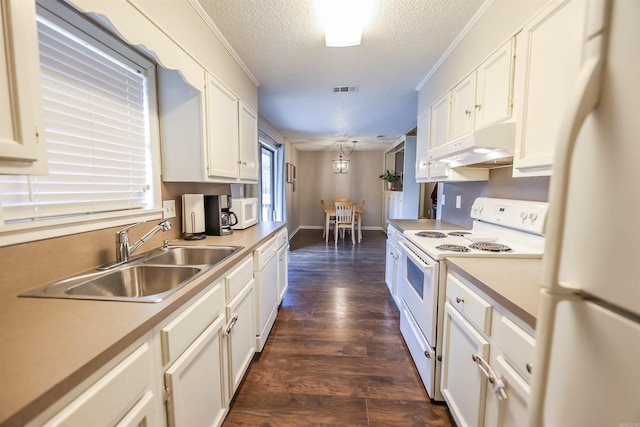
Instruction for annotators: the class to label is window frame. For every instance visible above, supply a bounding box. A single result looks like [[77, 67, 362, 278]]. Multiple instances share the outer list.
[[0, 0, 163, 247]]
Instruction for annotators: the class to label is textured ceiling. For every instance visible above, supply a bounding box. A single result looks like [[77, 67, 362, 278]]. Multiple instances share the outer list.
[[197, 0, 486, 151]]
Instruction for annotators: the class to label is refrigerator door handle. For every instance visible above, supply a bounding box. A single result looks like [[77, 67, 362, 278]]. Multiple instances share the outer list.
[[541, 0, 610, 293]]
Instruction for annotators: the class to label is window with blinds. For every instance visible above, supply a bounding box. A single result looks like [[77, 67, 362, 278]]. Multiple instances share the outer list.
[[0, 3, 155, 224]]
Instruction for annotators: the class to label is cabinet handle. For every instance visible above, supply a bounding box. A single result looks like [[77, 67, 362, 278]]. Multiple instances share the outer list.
[[475, 104, 482, 110], [224, 314, 239, 336], [455, 297, 464, 304], [424, 350, 431, 359], [464, 109, 472, 116], [526, 362, 533, 374], [472, 353, 508, 400]]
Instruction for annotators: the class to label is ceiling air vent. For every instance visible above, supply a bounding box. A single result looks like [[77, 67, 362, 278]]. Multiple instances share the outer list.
[[333, 85, 358, 93]]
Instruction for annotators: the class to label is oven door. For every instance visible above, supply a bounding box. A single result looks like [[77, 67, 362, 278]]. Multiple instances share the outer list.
[[397, 240, 439, 345]]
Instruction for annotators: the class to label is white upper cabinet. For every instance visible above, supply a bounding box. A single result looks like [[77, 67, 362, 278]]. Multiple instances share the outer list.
[[429, 93, 451, 152], [512, 0, 588, 177], [158, 68, 258, 183], [449, 73, 477, 140], [206, 75, 240, 180], [0, 0, 47, 174], [238, 101, 259, 181], [475, 38, 515, 129]]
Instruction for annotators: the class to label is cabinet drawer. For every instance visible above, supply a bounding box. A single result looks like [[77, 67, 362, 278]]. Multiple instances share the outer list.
[[226, 256, 253, 300], [493, 314, 535, 383], [161, 280, 225, 365], [446, 273, 492, 335], [275, 228, 288, 249]]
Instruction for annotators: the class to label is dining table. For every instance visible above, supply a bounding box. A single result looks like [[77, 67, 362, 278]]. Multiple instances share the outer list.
[[323, 202, 363, 243]]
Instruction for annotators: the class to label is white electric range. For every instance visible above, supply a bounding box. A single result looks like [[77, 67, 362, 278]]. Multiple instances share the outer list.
[[395, 197, 548, 401]]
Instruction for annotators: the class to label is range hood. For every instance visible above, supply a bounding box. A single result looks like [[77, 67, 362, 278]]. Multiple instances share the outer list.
[[429, 122, 515, 168]]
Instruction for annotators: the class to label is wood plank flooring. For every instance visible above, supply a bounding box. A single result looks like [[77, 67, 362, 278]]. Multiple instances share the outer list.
[[223, 229, 454, 426]]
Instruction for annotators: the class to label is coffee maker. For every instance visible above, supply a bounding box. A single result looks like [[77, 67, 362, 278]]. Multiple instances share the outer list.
[[204, 195, 238, 236]]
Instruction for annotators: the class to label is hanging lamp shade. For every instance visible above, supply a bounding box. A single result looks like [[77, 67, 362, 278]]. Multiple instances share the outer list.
[[332, 141, 356, 174], [332, 158, 350, 174]]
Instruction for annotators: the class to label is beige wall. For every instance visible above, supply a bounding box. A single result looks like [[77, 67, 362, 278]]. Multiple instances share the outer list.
[[296, 151, 385, 230]]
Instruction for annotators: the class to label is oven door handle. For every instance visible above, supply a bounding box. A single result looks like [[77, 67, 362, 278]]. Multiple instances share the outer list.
[[399, 241, 434, 271]]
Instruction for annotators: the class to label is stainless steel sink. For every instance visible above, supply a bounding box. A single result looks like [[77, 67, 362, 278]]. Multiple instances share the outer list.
[[66, 265, 201, 299], [20, 245, 243, 303], [143, 245, 240, 266], [22, 265, 203, 303]]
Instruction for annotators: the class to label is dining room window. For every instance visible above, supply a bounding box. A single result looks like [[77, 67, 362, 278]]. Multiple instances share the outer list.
[[0, 0, 161, 246]]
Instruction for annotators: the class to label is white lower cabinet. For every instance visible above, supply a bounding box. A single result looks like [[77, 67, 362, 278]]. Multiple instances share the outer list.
[[161, 280, 228, 427], [276, 228, 289, 304], [254, 237, 279, 351], [226, 278, 255, 394], [441, 271, 535, 427], [441, 302, 490, 427], [41, 341, 160, 427], [164, 313, 227, 427]]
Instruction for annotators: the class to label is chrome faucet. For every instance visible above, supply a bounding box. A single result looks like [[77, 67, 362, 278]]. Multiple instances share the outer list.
[[116, 220, 173, 263]]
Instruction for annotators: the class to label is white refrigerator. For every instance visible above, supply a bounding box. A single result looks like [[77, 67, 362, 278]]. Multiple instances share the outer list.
[[529, 0, 640, 425]]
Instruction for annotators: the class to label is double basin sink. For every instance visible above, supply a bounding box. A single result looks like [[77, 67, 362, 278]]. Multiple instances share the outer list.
[[21, 245, 242, 303]]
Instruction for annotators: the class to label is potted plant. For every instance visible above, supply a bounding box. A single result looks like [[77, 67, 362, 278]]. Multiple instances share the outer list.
[[379, 169, 400, 190]]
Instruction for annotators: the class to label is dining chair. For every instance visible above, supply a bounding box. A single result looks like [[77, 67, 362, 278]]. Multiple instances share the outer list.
[[356, 199, 365, 242], [334, 201, 356, 244], [321, 199, 335, 239], [332, 197, 349, 203]]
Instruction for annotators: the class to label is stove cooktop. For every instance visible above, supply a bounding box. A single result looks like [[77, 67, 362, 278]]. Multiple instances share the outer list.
[[402, 228, 545, 260]]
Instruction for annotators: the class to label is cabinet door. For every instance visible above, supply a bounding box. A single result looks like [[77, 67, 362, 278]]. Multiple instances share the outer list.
[[441, 302, 490, 427], [226, 279, 255, 396], [415, 110, 429, 181], [238, 102, 258, 181], [476, 39, 514, 129], [429, 94, 450, 151], [165, 313, 228, 427], [385, 239, 396, 295], [0, 0, 47, 174], [43, 343, 158, 427], [450, 73, 476, 140], [512, 0, 588, 177], [206, 75, 239, 179], [277, 244, 288, 304], [484, 355, 530, 427]]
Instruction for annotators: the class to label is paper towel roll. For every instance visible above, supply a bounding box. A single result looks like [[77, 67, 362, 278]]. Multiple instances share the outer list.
[[182, 194, 205, 234]]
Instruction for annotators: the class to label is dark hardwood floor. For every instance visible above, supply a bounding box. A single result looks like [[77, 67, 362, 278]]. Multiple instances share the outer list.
[[223, 229, 453, 426]]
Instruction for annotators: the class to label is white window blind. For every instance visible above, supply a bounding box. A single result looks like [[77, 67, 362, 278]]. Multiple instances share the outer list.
[[0, 11, 153, 222]]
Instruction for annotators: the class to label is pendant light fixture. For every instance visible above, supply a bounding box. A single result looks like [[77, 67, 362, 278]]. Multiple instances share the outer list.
[[333, 141, 356, 174]]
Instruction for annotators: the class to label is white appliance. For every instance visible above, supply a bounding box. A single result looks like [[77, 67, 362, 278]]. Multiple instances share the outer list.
[[529, 0, 640, 425], [181, 194, 205, 240], [397, 197, 549, 401], [231, 197, 259, 230]]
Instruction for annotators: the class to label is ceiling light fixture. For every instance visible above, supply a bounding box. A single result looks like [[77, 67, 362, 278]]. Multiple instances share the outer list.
[[316, 0, 374, 47], [333, 141, 356, 174]]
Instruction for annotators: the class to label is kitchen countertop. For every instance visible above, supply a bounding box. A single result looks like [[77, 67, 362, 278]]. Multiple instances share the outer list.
[[445, 257, 543, 329], [387, 218, 465, 231], [0, 221, 286, 427]]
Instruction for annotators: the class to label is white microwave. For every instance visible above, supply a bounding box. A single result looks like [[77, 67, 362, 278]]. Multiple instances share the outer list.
[[231, 197, 259, 229]]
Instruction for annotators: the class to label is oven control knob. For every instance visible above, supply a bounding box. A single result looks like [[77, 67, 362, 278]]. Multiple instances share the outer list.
[[520, 211, 528, 221], [528, 212, 538, 222]]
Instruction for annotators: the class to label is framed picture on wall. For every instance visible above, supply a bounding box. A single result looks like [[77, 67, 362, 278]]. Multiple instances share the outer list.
[[286, 163, 296, 183]]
